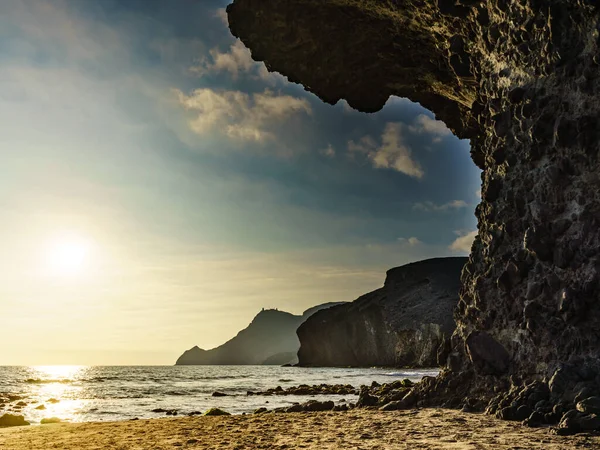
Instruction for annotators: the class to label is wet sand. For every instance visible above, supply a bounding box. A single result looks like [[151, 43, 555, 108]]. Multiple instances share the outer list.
[[0, 408, 598, 449]]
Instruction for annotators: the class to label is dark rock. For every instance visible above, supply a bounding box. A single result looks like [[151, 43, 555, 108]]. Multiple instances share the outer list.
[[285, 404, 304, 413], [253, 407, 268, 414], [203, 408, 231, 416], [356, 391, 378, 407], [465, 331, 510, 375], [297, 258, 466, 368], [212, 391, 228, 397], [576, 397, 600, 415], [0, 414, 29, 427], [302, 400, 334, 412], [556, 409, 600, 435], [227, 0, 600, 436], [524, 410, 545, 427]]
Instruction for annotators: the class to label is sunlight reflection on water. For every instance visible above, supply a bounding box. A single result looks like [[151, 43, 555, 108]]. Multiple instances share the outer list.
[[0, 365, 439, 424]]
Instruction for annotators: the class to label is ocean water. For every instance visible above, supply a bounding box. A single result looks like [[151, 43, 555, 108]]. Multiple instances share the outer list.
[[0, 366, 438, 424]]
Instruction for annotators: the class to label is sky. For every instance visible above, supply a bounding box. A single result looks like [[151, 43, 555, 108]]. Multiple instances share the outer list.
[[0, 0, 481, 365]]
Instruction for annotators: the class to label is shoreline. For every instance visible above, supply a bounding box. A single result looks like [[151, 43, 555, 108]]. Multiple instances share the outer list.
[[1, 408, 598, 449]]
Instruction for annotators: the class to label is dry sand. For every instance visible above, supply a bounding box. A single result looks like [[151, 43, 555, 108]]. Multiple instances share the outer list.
[[0, 408, 598, 449]]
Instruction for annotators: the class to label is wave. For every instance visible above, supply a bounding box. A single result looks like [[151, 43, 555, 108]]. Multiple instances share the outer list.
[[24, 378, 73, 384], [384, 371, 439, 377]]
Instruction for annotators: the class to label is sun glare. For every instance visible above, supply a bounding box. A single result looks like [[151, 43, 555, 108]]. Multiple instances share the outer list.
[[44, 233, 93, 277]]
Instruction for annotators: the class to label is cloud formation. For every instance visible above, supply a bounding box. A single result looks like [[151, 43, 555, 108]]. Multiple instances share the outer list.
[[348, 123, 424, 178], [398, 236, 422, 246], [190, 39, 286, 84], [409, 114, 452, 142], [176, 88, 312, 143], [449, 230, 477, 253], [214, 8, 228, 27], [413, 200, 469, 212], [321, 144, 335, 158]]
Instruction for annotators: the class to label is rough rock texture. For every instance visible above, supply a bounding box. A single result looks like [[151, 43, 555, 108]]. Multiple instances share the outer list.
[[297, 258, 466, 367], [176, 303, 342, 365], [227, 0, 600, 433]]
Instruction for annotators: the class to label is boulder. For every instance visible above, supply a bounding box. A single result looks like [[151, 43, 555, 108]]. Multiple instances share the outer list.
[[211, 392, 228, 397], [204, 408, 231, 416], [40, 417, 62, 424], [0, 414, 29, 427], [576, 397, 600, 415]]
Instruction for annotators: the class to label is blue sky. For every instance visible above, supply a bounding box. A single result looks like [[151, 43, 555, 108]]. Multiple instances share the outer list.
[[0, 0, 480, 364]]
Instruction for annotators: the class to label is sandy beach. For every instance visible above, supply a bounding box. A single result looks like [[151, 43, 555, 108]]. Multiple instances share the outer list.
[[1, 409, 598, 449]]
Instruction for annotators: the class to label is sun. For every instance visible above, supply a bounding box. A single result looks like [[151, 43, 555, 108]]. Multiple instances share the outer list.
[[44, 233, 93, 277]]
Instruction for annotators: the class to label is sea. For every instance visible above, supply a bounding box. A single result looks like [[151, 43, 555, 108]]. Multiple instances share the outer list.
[[0, 366, 438, 424]]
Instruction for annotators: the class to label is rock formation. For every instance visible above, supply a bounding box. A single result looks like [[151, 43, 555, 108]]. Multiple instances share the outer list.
[[297, 257, 467, 368], [176, 303, 342, 365], [227, 0, 600, 433]]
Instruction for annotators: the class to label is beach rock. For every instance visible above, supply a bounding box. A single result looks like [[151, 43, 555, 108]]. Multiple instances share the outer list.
[[35, 405, 46, 410], [303, 400, 334, 412], [176, 302, 343, 365], [253, 407, 268, 414], [556, 409, 600, 435], [40, 417, 62, 424], [227, 0, 600, 434], [151, 408, 168, 413], [211, 391, 228, 397], [252, 383, 357, 396], [297, 258, 466, 368], [356, 391, 378, 408], [47, 398, 60, 404], [284, 404, 304, 413], [204, 408, 231, 416], [576, 397, 600, 415], [379, 389, 418, 411], [0, 414, 29, 427]]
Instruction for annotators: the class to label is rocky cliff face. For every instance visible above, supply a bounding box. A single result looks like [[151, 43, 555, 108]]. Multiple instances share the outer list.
[[297, 257, 466, 368], [227, 0, 600, 433], [176, 303, 342, 365]]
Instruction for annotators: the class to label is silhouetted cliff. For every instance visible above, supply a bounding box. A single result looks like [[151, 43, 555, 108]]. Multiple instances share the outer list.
[[176, 303, 342, 365], [228, 0, 600, 434], [297, 258, 467, 367]]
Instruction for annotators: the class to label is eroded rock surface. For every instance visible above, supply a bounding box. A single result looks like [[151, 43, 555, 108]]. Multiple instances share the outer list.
[[296, 257, 466, 368], [227, 0, 600, 433]]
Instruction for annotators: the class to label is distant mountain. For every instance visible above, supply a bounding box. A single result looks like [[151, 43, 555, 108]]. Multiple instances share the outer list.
[[175, 302, 343, 365]]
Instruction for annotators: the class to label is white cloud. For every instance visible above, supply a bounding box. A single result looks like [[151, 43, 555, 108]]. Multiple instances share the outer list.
[[175, 88, 312, 143], [409, 114, 452, 142], [347, 123, 424, 178], [475, 189, 482, 198], [413, 200, 469, 212], [190, 39, 286, 84], [321, 144, 335, 158], [449, 230, 477, 253], [214, 8, 228, 27], [397, 237, 422, 246]]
